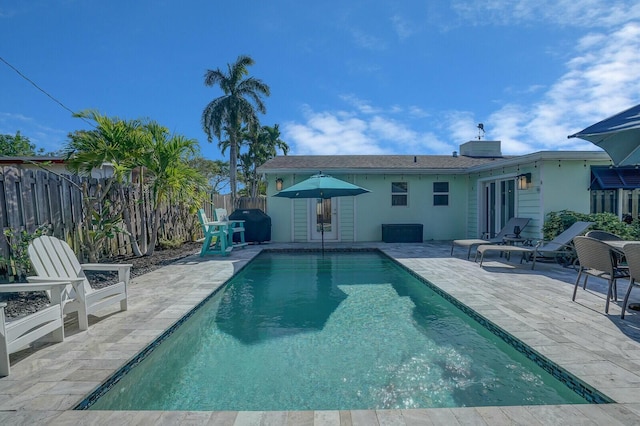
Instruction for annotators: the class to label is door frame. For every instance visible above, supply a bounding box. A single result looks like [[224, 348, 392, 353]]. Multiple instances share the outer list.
[[478, 175, 518, 238], [308, 198, 339, 242]]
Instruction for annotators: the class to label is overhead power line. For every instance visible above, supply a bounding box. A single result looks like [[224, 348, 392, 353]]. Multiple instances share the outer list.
[[0, 55, 93, 127]]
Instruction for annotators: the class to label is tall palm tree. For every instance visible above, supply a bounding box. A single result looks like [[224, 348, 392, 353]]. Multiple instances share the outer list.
[[201, 55, 270, 208], [238, 124, 289, 197]]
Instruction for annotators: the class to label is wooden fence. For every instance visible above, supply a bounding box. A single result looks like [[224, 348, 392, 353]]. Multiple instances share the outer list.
[[0, 166, 199, 274], [207, 194, 267, 214], [0, 166, 268, 275]]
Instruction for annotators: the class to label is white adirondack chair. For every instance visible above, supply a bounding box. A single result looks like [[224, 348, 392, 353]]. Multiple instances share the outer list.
[[0, 281, 69, 376], [27, 235, 132, 331]]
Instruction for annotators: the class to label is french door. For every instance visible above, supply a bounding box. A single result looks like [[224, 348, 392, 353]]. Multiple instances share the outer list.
[[309, 198, 338, 241], [481, 179, 516, 237]]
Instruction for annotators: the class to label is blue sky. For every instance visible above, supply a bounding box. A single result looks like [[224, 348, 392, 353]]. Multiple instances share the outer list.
[[1, 1, 640, 161]]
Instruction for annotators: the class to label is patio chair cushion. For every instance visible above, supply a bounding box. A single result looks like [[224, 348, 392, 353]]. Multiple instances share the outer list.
[[451, 217, 531, 259]]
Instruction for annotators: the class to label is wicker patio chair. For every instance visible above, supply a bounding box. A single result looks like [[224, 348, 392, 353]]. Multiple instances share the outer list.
[[572, 236, 629, 314], [585, 230, 624, 241], [621, 243, 640, 319]]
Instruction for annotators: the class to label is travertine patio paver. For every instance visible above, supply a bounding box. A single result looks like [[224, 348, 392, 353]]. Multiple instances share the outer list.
[[2, 242, 640, 424]]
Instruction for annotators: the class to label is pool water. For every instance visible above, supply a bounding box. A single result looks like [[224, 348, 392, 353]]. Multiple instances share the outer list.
[[88, 252, 589, 411]]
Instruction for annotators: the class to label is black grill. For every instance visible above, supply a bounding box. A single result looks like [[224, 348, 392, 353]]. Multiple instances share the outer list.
[[229, 209, 271, 243]]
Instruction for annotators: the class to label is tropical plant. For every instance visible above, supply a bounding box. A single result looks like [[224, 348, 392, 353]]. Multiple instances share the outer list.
[[0, 224, 49, 282], [139, 122, 209, 254], [66, 111, 210, 257], [83, 198, 129, 262], [187, 157, 230, 194], [543, 210, 640, 240], [201, 54, 270, 207], [65, 110, 148, 256], [237, 124, 288, 197]]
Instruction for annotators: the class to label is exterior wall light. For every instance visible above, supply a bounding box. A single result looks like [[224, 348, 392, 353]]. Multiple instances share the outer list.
[[276, 178, 283, 191], [517, 173, 532, 190]]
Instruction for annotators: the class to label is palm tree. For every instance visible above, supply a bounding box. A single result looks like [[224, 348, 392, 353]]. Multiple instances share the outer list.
[[141, 122, 208, 255], [238, 124, 288, 197], [65, 110, 148, 258], [201, 55, 270, 208], [66, 111, 208, 257]]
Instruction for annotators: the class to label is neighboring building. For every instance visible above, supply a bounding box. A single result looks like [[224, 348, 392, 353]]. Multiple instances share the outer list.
[[258, 141, 620, 243], [0, 156, 116, 179]]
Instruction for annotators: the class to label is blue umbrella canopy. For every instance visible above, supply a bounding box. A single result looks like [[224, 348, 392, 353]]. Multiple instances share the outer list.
[[274, 173, 370, 199], [569, 103, 640, 166]]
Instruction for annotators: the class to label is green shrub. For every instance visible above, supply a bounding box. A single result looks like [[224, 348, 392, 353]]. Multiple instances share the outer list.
[[543, 210, 640, 240], [158, 237, 185, 249], [0, 224, 49, 282]]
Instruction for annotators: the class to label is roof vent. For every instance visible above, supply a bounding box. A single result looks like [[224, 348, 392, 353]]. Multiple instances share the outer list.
[[452, 151, 458, 157], [413, 156, 417, 163]]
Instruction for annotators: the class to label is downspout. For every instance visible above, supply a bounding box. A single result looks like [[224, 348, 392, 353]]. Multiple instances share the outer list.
[[538, 162, 545, 240]]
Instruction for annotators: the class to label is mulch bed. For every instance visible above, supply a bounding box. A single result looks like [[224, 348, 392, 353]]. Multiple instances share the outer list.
[[1, 242, 201, 319]]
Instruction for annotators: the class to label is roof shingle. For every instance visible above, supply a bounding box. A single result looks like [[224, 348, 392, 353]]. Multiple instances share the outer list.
[[258, 154, 505, 173]]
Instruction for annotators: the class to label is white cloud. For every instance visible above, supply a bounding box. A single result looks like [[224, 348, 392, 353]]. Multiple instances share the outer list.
[[339, 94, 381, 115], [408, 106, 430, 118], [283, 20, 640, 158], [450, 0, 640, 28], [283, 107, 388, 155], [444, 111, 479, 143], [487, 21, 640, 153], [282, 105, 453, 156], [391, 15, 415, 40], [350, 29, 387, 51]]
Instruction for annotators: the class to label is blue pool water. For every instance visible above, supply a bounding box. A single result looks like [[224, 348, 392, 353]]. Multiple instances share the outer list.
[[87, 251, 593, 410]]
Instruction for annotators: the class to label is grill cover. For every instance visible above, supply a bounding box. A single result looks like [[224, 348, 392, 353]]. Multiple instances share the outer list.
[[229, 209, 272, 243]]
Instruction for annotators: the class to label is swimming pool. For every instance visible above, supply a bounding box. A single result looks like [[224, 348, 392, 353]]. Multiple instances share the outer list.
[[83, 251, 605, 411]]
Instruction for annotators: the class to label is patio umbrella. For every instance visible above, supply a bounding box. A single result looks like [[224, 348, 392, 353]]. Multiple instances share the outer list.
[[273, 173, 370, 252], [568, 103, 640, 166]]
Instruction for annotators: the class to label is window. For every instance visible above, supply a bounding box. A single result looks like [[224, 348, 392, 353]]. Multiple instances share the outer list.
[[433, 181, 449, 206], [591, 190, 618, 215], [589, 166, 638, 217], [391, 182, 408, 206]]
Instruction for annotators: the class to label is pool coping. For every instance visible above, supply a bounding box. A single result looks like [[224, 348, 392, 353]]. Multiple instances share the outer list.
[[77, 247, 611, 410], [2, 242, 640, 424]]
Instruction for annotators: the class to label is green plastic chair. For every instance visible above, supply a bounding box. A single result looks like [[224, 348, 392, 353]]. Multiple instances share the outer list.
[[197, 209, 231, 256]]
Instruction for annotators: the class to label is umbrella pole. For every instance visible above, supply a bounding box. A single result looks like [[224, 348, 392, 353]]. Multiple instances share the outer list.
[[320, 199, 325, 255]]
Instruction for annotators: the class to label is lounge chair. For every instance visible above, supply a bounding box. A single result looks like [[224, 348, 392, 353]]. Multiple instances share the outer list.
[[451, 217, 531, 259], [0, 281, 70, 376], [27, 235, 131, 331], [197, 209, 231, 256], [475, 221, 594, 269]]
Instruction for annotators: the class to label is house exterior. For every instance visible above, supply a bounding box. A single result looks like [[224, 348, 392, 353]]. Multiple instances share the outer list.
[[0, 156, 116, 179], [258, 141, 619, 243]]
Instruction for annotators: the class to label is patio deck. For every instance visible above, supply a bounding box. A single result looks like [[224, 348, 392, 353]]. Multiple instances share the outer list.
[[2, 241, 640, 425]]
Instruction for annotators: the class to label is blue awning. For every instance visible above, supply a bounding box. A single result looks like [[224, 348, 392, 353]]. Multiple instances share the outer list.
[[591, 166, 640, 190]]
